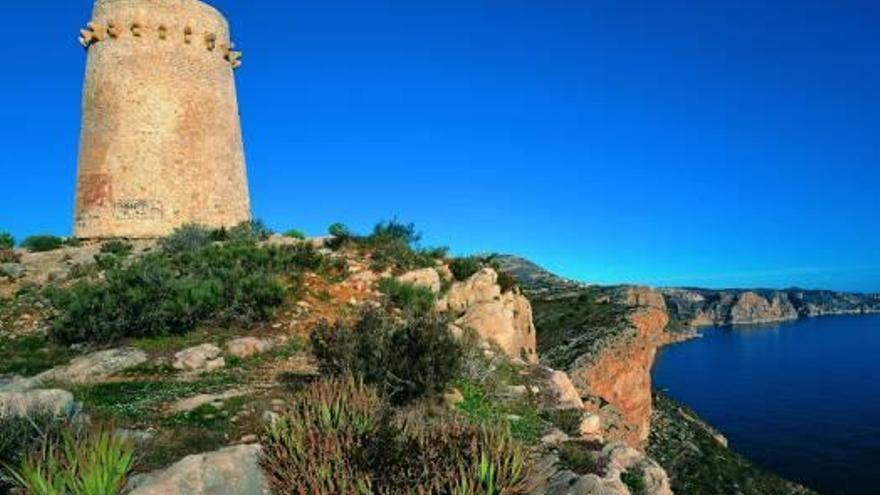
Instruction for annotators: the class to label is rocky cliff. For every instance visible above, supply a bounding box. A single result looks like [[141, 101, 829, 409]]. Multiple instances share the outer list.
[[662, 287, 880, 327]]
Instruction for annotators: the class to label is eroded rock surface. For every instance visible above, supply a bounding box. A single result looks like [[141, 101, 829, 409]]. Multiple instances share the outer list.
[[0, 389, 75, 417], [0, 347, 148, 392], [174, 344, 225, 373], [127, 444, 268, 495]]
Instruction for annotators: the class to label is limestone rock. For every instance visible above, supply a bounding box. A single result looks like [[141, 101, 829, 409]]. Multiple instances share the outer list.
[[0, 389, 75, 417], [579, 413, 602, 437], [438, 268, 501, 313], [396, 267, 442, 294], [226, 337, 274, 359], [455, 291, 537, 363], [547, 370, 585, 410], [0, 347, 148, 393], [0, 263, 25, 279], [730, 291, 798, 325], [174, 344, 225, 373], [166, 389, 246, 415], [127, 444, 268, 495], [45, 347, 148, 384]]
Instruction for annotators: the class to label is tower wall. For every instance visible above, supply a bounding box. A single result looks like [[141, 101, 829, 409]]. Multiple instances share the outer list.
[[74, 0, 250, 239]]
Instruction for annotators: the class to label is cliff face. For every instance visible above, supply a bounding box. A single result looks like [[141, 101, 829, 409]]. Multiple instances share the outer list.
[[662, 288, 880, 327], [569, 290, 670, 447]]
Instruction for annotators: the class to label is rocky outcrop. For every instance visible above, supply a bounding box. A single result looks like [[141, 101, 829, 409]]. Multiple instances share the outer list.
[[226, 337, 274, 359], [729, 291, 798, 324], [126, 444, 268, 495], [438, 268, 538, 363], [524, 442, 673, 495], [396, 267, 443, 294], [0, 347, 148, 392], [173, 344, 225, 373]]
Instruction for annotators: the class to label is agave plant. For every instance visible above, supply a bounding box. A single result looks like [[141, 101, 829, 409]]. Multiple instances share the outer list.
[[8, 424, 134, 495]]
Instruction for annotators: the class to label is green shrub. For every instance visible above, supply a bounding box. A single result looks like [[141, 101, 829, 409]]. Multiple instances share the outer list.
[[378, 278, 436, 316], [159, 224, 215, 253], [449, 257, 483, 282], [283, 229, 306, 240], [0, 232, 14, 250], [21, 235, 64, 253], [621, 466, 648, 495], [496, 270, 519, 294], [558, 441, 599, 475], [48, 242, 321, 345], [226, 219, 273, 243], [260, 376, 528, 494], [0, 249, 19, 264], [8, 423, 134, 495], [328, 222, 352, 239], [310, 308, 461, 405], [99, 240, 133, 257]]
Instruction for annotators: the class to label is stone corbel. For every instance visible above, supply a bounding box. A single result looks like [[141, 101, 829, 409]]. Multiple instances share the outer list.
[[78, 22, 107, 48], [224, 43, 243, 69]]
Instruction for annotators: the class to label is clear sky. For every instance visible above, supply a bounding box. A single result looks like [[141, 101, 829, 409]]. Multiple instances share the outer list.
[[1, 1, 878, 292]]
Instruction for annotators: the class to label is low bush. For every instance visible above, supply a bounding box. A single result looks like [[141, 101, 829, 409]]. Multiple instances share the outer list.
[[0, 232, 14, 250], [326, 220, 446, 274], [21, 235, 64, 253], [310, 308, 461, 405], [378, 278, 436, 316], [621, 466, 648, 495], [159, 224, 215, 253], [49, 241, 321, 345], [450, 257, 483, 282], [260, 376, 529, 494], [283, 229, 306, 240], [100, 240, 133, 257], [8, 422, 134, 495]]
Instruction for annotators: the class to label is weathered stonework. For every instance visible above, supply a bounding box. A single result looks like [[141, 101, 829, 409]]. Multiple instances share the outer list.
[[74, 0, 250, 239]]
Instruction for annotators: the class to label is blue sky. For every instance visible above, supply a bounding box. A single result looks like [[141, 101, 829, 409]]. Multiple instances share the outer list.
[[2, 1, 878, 292]]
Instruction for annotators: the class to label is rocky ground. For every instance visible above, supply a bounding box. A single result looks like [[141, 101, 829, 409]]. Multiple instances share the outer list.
[[0, 237, 674, 495]]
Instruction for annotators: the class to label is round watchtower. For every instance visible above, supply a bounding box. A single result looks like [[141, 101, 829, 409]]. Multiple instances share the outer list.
[[74, 0, 250, 239]]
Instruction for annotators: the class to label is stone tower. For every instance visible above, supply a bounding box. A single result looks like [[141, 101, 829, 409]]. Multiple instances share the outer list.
[[74, 0, 250, 239]]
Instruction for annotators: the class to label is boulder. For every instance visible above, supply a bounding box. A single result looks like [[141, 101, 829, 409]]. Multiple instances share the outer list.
[[547, 370, 585, 410], [0, 389, 75, 417], [0, 348, 148, 393], [226, 338, 274, 359], [166, 389, 246, 415], [174, 344, 225, 373], [396, 267, 442, 294], [455, 291, 537, 363], [127, 444, 268, 495], [579, 413, 602, 438]]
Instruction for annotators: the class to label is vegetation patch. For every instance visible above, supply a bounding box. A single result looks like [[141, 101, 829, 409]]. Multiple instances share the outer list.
[[47, 229, 326, 345], [311, 308, 461, 405], [0, 334, 76, 376], [261, 375, 528, 494], [532, 288, 631, 370], [326, 220, 447, 274], [378, 278, 437, 315], [558, 441, 600, 476], [452, 378, 544, 444], [21, 235, 65, 253]]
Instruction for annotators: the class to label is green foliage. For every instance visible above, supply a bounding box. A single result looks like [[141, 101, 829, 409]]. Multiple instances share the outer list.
[[49, 241, 322, 345], [495, 270, 519, 294], [621, 467, 648, 495], [450, 257, 483, 282], [283, 229, 306, 240], [99, 240, 133, 257], [451, 379, 543, 444], [159, 224, 215, 253], [21, 235, 64, 253], [378, 278, 437, 316], [310, 308, 461, 405], [225, 219, 273, 243], [8, 423, 134, 495], [0, 232, 14, 250], [541, 408, 585, 437], [327, 220, 446, 274], [260, 376, 528, 494], [0, 334, 76, 376], [533, 288, 632, 370]]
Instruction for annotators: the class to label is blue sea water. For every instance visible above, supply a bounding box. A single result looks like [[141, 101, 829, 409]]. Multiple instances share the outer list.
[[652, 314, 880, 495]]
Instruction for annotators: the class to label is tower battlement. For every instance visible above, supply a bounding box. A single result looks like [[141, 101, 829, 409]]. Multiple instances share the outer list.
[[74, 0, 251, 239]]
